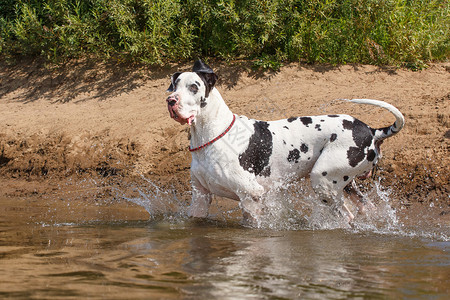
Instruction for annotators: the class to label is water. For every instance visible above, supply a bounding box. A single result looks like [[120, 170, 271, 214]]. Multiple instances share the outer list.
[[1, 179, 449, 299]]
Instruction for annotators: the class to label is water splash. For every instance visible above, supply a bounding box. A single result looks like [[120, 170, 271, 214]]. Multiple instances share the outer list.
[[114, 176, 190, 222], [113, 176, 448, 241], [244, 179, 400, 232]]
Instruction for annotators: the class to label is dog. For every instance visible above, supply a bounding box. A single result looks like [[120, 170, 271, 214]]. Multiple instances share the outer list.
[[166, 60, 404, 225]]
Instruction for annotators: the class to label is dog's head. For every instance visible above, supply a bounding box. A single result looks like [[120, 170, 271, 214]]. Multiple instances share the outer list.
[[166, 60, 218, 125]]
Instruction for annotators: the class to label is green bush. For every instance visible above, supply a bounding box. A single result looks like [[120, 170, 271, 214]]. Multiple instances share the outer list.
[[1, 0, 448, 68]]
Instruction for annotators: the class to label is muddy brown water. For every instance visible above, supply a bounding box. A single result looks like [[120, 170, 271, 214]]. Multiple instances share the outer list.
[[1, 183, 449, 299]]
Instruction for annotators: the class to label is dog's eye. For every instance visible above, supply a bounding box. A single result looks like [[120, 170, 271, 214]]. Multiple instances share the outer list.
[[189, 84, 198, 94]]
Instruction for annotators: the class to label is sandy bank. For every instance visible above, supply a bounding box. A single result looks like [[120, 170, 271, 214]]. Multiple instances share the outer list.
[[0, 60, 448, 210]]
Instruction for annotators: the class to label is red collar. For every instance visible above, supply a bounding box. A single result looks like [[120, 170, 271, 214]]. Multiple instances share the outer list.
[[189, 114, 236, 152]]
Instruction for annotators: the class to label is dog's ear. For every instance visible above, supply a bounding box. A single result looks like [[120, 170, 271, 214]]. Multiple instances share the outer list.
[[167, 72, 182, 92], [193, 59, 218, 98], [192, 59, 214, 74]]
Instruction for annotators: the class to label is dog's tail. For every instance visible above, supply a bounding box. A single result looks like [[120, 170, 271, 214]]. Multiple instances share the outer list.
[[343, 98, 405, 141]]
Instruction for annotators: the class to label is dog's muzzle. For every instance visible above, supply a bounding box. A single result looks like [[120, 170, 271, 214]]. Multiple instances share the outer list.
[[166, 95, 180, 120], [166, 95, 194, 125], [167, 95, 178, 107]]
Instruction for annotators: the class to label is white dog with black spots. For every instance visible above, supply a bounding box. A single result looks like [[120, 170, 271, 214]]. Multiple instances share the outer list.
[[166, 60, 404, 225]]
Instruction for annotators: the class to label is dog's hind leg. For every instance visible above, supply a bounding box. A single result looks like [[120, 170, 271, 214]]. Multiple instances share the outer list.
[[310, 150, 355, 222], [344, 180, 376, 215]]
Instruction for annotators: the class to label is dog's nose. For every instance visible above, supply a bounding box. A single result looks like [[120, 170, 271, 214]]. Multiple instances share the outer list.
[[166, 95, 178, 107]]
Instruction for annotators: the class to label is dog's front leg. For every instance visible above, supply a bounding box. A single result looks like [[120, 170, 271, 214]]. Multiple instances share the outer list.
[[238, 183, 265, 227], [188, 178, 212, 218], [240, 196, 264, 227]]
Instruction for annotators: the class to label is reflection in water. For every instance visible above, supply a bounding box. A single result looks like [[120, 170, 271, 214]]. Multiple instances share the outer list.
[[182, 229, 450, 299], [1, 211, 449, 299]]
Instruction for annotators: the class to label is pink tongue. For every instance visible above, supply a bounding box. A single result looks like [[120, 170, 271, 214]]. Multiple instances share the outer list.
[[187, 115, 195, 126]]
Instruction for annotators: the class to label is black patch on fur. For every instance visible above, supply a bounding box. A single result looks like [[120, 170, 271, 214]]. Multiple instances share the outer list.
[[346, 119, 375, 167], [347, 146, 366, 167], [330, 133, 337, 142], [283, 140, 286, 145], [300, 143, 309, 153], [333, 180, 337, 184], [300, 117, 313, 127], [322, 171, 328, 176], [352, 119, 373, 148], [315, 124, 322, 131], [239, 121, 272, 177], [197, 74, 216, 98], [343, 175, 349, 181], [343, 119, 354, 130], [328, 114, 339, 118], [367, 149, 376, 161], [200, 97, 207, 108], [287, 149, 300, 163], [287, 117, 297, 123], [283, 126, 289, 130]]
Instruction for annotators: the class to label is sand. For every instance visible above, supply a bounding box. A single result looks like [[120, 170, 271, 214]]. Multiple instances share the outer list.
[[0, 59, 448, 211]]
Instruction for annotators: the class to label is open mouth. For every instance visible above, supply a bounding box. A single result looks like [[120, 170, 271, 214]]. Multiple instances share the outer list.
[[168, 105, 195, 125]]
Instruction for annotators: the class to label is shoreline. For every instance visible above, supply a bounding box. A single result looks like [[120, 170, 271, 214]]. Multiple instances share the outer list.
[[1, 60, 449, 209]]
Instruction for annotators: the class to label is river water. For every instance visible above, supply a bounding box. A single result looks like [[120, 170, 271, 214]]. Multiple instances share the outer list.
[[0, 180, 449, 299]]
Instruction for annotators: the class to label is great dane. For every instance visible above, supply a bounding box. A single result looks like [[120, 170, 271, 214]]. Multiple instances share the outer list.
[[166, 60, 404, 225]]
